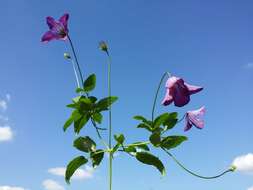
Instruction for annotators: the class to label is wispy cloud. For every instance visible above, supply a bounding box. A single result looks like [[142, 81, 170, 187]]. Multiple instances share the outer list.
[[243, 63, 253, 69], [42, 179, 64, 190], [248, 186, 253, 190], [232, 153, 253, 173], [0, 94, 13, 143], [0, 100, 7, 111], [0, 126, 13, 142], [0, 186, 26, 190], [48, 166, 94, 180]]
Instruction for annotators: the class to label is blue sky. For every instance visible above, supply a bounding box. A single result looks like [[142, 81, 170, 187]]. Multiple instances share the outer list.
[[0, 0, 253, 190]]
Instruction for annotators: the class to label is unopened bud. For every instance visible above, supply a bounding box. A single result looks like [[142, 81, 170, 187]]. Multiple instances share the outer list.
[[230, 165, 237, 172], [99, 41, 108, 52], [64, 53, 71, 60]]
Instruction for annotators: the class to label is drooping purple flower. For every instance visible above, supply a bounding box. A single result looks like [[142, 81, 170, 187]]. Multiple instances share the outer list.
[[162, 76, 203, 107], [184, 106, 205, 131], [41, 13, 69, 42]]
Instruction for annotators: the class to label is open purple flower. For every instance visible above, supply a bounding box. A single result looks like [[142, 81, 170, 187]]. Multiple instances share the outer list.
[[184, 106, 205, 131], [41, 13, 69, 42], [162, 76, 203, 107]]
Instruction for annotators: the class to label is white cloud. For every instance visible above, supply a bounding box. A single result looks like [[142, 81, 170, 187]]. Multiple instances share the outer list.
[[0, 126, 13, 141], [248, 186, 253, 190], [42, 179, 64, 190], [0, 186, 26, 190], [232, 153, 253, 173], [48, 166, 93, 180], [0, 100, 7, 111]]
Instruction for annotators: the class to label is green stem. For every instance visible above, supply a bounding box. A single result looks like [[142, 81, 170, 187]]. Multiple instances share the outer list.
[[162, 148, 233, 179], [67, 35, 84, 85], [151, 72, 171, 122], [105, 51, 113, 190]]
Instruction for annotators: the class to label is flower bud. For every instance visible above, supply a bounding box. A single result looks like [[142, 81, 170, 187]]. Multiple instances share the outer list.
[[229, 165, 237, 172], [64, 53, 71, 60], [99, 41, 108, 52]]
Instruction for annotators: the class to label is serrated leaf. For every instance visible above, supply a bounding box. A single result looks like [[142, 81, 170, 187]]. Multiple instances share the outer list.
[[161, 136, 187, 150], [135, 152, 165, 175], [65, 156, 88, 184], [63, 116, 74, 132], [73, 136, 96, 152], [91, 149, 104, 168], [83, 74, 96, 92], [96, 96, 118, 111]]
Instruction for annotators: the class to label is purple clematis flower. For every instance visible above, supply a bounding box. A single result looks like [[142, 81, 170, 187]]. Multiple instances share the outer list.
[[184, 106, 205, 131], [41, 13, 69, 42], [162, 76, 203, 107]]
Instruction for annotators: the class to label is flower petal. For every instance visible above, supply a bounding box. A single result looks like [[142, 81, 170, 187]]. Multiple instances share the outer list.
[[184, 117, 192, 131], [59, 13, 69, 29], [162, 90, 173, 106], [185, 83, 203, 95], [172, 79, 190, 107], [41, 31, 57, 42], [46, 16, 57, 29]]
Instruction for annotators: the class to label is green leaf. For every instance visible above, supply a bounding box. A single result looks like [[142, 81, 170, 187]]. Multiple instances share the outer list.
[[135, 152, 165, 175], [133, 142, 150, 151], [63, 116, 74, 132], [137, 123, 152, 132], [96, 96, 118, 111], [91, 149, 104, 168], [149, 132, 161, 147], [65, 156, 88, 184], [92, 112, 103, 124], [76, 87, 84, 93], [114, 134, 125, 144], [112, 143, 121, 153], [73, 136, 96, 152], [163, 112, 178, 130], [72, 96, 81, 103], [124, 146, 137, 153], [89, 96, 97, 103], [74, 114, 90, 134], [161, 136, 188, 150], [133, 115, 148, 123], [72, 110, 82, 121], [83, 74, 96, 92], [153, 113, 170, 129]]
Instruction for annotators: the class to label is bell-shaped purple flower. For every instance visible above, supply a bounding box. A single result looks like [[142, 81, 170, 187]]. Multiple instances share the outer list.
[[184, 106, 205, 131], [41, 13, 69, 42], [162, 76, 203, 107]]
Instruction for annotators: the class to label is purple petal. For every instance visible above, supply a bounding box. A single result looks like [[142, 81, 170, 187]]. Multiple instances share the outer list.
[[172, 79, 190, 107], [185, 83, 203, 95], [41, 31, 57, 42], [162, 90, 173, 106], [59, 13, 69, 29], [165, 76, 179, 88], [46, 16, 57, 29], [187, 106, 205, 129], [184, 117, 192, 131]]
